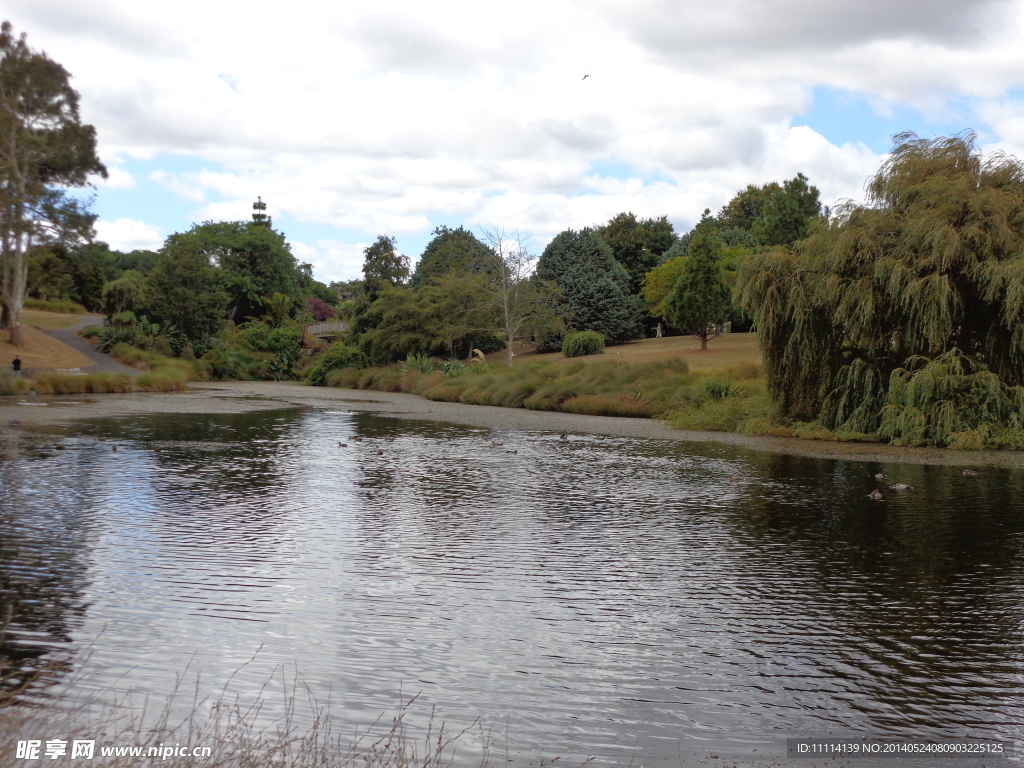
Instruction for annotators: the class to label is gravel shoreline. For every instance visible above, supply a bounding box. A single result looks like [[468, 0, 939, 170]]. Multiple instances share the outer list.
[[3, 379, 1023, 468]]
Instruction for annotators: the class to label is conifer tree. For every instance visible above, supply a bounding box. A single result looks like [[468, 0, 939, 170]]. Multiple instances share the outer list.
[[663, 213, 731, 350]]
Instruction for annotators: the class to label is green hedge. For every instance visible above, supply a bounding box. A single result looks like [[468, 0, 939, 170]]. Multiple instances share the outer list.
[[561, 331, 605, 358], [305, 345, 368, 386]]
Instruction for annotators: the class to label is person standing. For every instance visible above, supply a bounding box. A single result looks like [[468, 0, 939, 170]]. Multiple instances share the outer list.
[[12, 356, 22, 377], [655, 323, 663, 338]]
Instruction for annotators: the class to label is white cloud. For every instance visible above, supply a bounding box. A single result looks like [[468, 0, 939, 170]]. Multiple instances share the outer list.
[[291, 240, 369, 284], [94, 218, 164, 252], [6, 0, 1024, 269], [97, 165, 135, 190]]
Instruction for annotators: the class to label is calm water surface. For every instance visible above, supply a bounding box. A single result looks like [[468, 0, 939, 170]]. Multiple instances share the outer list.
[[1, 408, 1023, 765]]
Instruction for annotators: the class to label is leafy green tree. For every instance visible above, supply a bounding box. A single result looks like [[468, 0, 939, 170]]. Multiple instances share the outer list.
[[165, 221, 301, 323], [141, 240, 229, 349], [361, 235, 410, 302], [663, 214, 731, 350], [641, 256, 688, 320], [262, 292, 293, 329], [717, 174, 821, 247], [412, 226, 495, 284], [596, 212, 676, 293], [717, 183, 776, 232], [27, 247, 76, 302], [752, 173, 821, 247], [359, 274, 496, 363], [102, 269, 146, 317], [0, 22, 106, 343], [536, 228, 644, 343], [737, 132, 1024, 444]]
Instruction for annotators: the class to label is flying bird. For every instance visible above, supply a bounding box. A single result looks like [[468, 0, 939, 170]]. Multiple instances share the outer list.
[[582, 74, 590, 80]]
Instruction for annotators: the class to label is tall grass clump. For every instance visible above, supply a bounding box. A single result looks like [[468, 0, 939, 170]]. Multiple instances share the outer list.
[[399, 353, 435, 374], [0, 654, 565, 768], [23, 297, 87, 313], [136, 368, 189, 392], [561, 331, 605, 358], [0, 373, 17, 396], [32, 372, 135, 395]]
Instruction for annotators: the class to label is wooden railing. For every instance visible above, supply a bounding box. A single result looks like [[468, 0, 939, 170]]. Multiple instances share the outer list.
[[304, 320, 350, 336]]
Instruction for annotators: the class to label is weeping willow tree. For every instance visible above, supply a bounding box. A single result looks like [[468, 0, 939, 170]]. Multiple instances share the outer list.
[[737, 132, 1024, 447]]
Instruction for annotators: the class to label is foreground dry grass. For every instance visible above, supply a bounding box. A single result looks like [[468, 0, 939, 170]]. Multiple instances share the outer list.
[[506, 332, 761, 371], [0, 658, 579, 768], [1, 323, 93, 370]]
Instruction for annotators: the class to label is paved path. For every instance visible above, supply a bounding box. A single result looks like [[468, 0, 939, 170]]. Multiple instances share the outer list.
[[44, 317, 139, 375]]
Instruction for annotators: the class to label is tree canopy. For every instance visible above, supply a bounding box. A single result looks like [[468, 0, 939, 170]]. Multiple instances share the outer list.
[[717, 173, 821, 247], [738, 132, 1024, 446], [361, 235, 410, 302], [141, 240, 230, 348], [536, 228, 644, 343], [0, 21, 105, 342], [663, 214, 731, 349], [596, 212, 676, 293], [412, 226, 495, 284], [166, 220, 301, 323]]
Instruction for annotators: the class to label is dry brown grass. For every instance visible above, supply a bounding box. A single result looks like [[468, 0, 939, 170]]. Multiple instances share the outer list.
[[504, 332, 761, 371], [1, 323, 92, 370]]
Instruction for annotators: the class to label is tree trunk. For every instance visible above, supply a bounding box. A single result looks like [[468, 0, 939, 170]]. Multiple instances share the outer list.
[[700, 336, 708, 350]]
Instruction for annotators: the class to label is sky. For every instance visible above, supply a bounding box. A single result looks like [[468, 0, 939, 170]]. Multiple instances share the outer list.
[[6, 0, 1024, 284]]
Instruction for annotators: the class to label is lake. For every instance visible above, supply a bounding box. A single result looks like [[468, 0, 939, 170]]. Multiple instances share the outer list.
[[2, 407, 1022, 765]]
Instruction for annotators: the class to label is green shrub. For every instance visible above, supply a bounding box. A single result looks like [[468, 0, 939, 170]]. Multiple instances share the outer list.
[[876, 349, 1024, 448], [237, 321, 302, 378], [152, 335, 174, 357], [80, 325, 102, 339], [474, 336, 506, 354], [200, 347, 243, 380], [702, 377, 744, 401], [97, 324, 141, 352], [440, 359, 467, 377], [305, 345, 367, 386], [561, 331, 605, 358], [399, 353, 435, 374]]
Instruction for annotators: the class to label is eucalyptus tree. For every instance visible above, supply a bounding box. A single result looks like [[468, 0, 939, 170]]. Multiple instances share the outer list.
[[0, 21, 106, 343], [738, 132, 1024, 446]]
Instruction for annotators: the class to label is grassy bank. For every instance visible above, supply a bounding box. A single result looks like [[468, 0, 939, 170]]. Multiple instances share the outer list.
[[324, 357, 775, 428], [317, 354, 1011, 449]]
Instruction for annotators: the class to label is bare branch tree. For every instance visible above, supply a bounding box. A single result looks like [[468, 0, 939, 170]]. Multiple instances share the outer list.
[[477, 227, 561, 366]]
